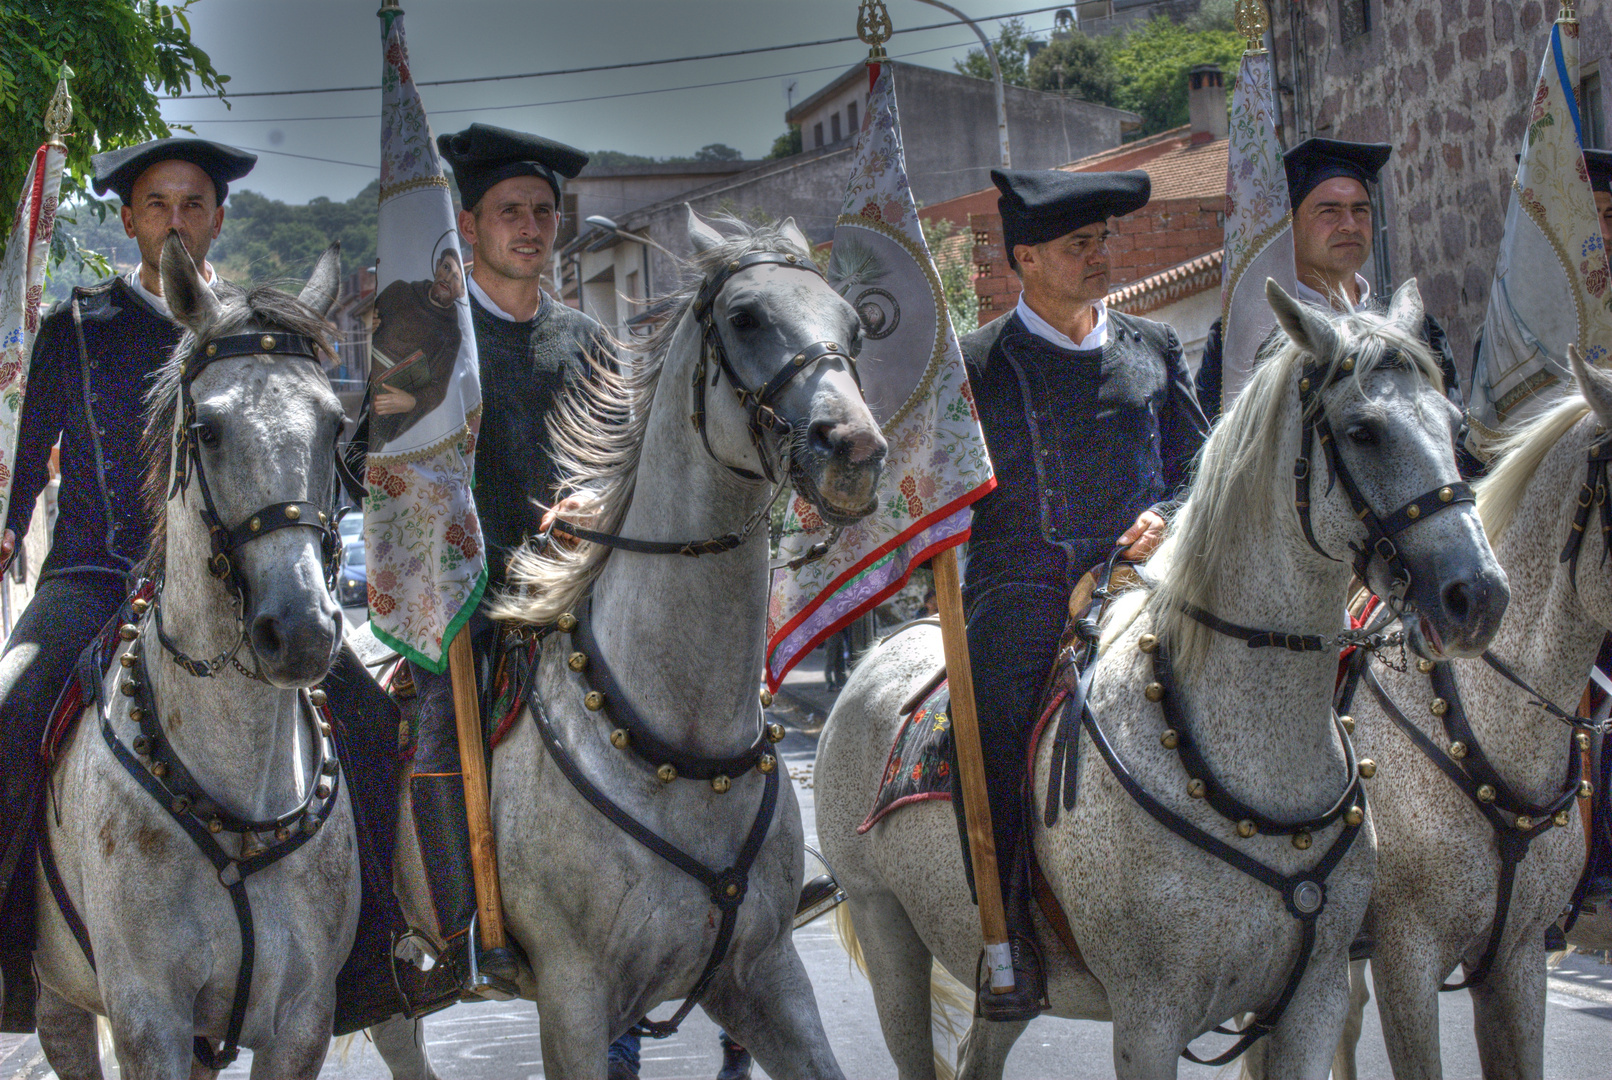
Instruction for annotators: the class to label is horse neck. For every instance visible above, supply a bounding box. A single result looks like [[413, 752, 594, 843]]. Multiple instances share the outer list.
[[588, 342, 773, 760], [143, 491, 314, 820]]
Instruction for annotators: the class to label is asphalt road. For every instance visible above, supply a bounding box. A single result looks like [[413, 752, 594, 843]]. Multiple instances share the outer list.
[[4, 648, 1610, 1079]]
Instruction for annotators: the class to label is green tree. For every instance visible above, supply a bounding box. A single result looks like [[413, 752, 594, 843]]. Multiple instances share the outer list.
[[768, 125, 802, 160], [1108, 16, 1242, 136], [0, 1, 228, 261], [1026, 31, 1117, 105], [922, 216, 978, 336], [693, 142, 742, 162], [587, 148, 656, 168], [953, 17, 1031, 88]]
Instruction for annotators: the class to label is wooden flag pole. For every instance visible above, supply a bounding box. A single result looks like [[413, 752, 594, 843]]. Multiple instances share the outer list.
[[931, 546, 1014, 992], [448, 625, 505, 951]]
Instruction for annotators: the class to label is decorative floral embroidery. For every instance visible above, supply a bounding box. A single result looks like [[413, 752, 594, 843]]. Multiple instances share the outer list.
[[859, 688, 955, 833]]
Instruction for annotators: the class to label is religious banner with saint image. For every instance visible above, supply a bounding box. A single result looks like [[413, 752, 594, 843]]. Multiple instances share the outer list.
[[765, 60, 994, 689], [363, 5, 487, 670]]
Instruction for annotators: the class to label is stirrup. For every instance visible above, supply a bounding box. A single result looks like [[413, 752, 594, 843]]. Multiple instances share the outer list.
[[461, 913, 518, 1001]]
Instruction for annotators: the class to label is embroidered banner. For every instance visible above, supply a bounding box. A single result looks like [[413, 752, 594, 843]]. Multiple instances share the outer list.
[[765, 62, 994, 690], [363, 6, 487, 671]]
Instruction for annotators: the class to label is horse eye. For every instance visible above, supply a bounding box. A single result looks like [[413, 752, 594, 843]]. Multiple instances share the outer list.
[[192, 422, 218, 448], [1346, 424, 1376, 447], [729, 310, 759, 331]]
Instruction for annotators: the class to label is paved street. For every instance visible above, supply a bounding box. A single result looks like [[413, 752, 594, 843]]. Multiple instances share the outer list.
[[4, 646, 1610, 1078]]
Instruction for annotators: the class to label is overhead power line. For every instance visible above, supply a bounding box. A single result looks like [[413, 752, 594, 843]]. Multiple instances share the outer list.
[[173, 3, 1071, 99]]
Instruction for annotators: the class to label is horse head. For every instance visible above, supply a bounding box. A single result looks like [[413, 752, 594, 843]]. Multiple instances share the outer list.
[[156, 232, 348, 687], [1265, 277, 1508, 658]]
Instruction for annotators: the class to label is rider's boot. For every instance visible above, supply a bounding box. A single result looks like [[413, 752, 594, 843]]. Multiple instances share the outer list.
[[977, 840, 1046, 1023]]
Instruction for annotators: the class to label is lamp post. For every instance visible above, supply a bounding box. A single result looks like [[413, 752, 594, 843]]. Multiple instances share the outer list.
[[912, 0, 1011, 167]]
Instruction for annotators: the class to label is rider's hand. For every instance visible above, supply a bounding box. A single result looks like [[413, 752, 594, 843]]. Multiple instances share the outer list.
[[541, 492, 603, 549], [1118, 509, 1166, 563], [372, 381, 416, 416]]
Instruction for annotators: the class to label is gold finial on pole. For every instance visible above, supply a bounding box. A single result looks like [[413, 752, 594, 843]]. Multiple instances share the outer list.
[[858, 0, 893, 61], [1234, 0, 1269, 54], [43, 63, 73, 148], [1558, 3, 1577, 24]]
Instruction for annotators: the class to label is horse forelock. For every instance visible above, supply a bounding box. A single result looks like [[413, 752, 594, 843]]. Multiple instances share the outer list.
[[139, 283, 338, 579], [490, 214, 814, 627], [1474, 391, 1594, 543], [1143, 304, 1444, 675]]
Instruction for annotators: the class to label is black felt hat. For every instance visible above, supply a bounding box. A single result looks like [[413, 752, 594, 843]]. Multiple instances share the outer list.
[[1585, 149, 1612, 194], [437, 123, 589, 210], [91, 137, 256, 206], [992, 168, 1151, 257], [1283, 138, 1392, 209]]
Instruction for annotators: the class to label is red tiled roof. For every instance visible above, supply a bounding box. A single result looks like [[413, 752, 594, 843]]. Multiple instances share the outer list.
[[1106, 248, 1223, 316], [1064, 125, 1227, 202]]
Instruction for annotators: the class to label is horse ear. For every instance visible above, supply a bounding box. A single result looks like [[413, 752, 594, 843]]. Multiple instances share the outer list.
[[686, 205, 725, 253], [159, 230, 222, 333], [1571, 344, 1612, 429], [1265, 277, 1339, 360], [297, 242, 342, 317], [778, 216, 811, 257], [1386, 277, 1425, 333]]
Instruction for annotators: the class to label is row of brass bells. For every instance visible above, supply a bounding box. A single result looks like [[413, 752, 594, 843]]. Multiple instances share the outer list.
[[1344, 805, 1364, 827], [1578, 731, 1592, 751], [1359, 759, 1377, 779], [131, 598, 149, 616], [309, 688, 327, 708], [1429, 697, 1447, 717], [1293, 831, 1312, 850], [1417, 658, 1435, 674]]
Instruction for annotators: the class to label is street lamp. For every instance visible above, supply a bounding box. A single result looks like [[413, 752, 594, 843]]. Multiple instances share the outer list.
[[583, 215, 679, 259], [911, 0, 1011, 167]]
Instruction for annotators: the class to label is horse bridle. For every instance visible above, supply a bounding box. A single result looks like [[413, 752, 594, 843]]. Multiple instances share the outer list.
[[161, 331, 346, 677]]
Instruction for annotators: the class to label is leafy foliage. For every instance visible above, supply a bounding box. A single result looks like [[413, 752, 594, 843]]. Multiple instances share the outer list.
[[206, 179, 380, 283], [692, 142, 742, 162], [952, 17, 1032, 88], [768, 125, 803, 159], [1026, 32, 1117, 104], [587, 148, 657, 168], [1107, 17, 1242, 136], [922, 216, 978, 337], [0, 0, 228, 260]]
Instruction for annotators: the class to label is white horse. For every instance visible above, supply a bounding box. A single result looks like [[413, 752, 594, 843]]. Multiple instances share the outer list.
[[380, 209, 886, 1079], [1324, 346, 1608, 1080], [31, 236, 359, 1079], [815, 279, 1510, 1079]]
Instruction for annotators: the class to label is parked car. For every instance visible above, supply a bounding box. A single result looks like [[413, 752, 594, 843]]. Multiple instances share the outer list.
[[337, 514, 366, 609]]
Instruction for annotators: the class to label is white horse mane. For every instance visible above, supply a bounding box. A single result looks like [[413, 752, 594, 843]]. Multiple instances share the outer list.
[[1473, 390, 1592, 543], [489, 215, 813, 627], [1108, 305, 1442, 675]]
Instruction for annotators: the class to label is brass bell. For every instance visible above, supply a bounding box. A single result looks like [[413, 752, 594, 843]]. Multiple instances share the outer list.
[[131, 598, 150, 616], [1515, 815, 1533, 831], [1449, 740, 1468, 759], [557, 613, 578, 632], [1144, 682, 1164, 702], [1299, 377, 1311, 393], [171, 796, 191, 814], [209, 817, 224, 834], [1138, 633, 1158, 653], [1555, 809, 1572, 827], [249, 517, 261, 533], [1293, 831, 1313, 850], [1344, 805, 1364, 827], [275, 825, 290, 841], [765, 722, 785, 743], [151, 761, 167, 779], [610, 728, 630, 749], [1429, 697, 1447, 717], [1340, 715, 1355, 734], [568, 651, 588, 672], [1160, 728, 1179, 750], [1478, 783, 1497, 803], [1580, 779, 1594, 799], [309, 688, 328, 708], [133, 735, 151, 755], [120, 678, 140, 697], [711, 774, 731, 794], [119, 653, 137, 669], [1187, 778, 1206, 799], [118, 624, 139, 641], [241, 840, 263, 860], [759, 688, 774, 707], [318, 720, 332, 736], [1359, 758, 1377, 779], [304, 816, 321, 835], [758, 753, 777, 774], [1416, 658, 1435, 674], [657, 763, 678, 783], [585, 691, 606, 711], [1577, 731, 1591, 751], [1341, 356, 1355, 371], [315, 782, 331, 799], [1236, 820, 1256, 838], [129, 708, 145, 724]]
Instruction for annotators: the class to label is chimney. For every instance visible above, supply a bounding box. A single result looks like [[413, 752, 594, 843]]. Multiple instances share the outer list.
[[1188, 64, 1228, 146]]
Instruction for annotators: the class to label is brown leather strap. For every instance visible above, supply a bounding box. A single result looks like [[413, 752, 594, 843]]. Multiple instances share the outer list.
[[1030, 859, 1084, 968]]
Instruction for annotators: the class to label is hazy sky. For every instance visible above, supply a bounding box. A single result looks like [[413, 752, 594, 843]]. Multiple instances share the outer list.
[[156, 0, 1063, 205]]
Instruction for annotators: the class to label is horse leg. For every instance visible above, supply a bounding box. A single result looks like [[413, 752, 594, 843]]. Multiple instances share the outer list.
[[1107, 1005, 1185, 1080], [700, 935, 845, 1080], [1245, 953, 1353, 1080], [953, 1017, 1028, 1080], [842, 892, 942, 1080], [535, 973, 614, 1080], [1468, 946, 1547, 1080], [369, 1015, 440, 1080], [35, 986, 103, 1080], [103, 995, 194, 1080], [1331, 959, 1370, 1080], [1366, 934, 1446, 1080]]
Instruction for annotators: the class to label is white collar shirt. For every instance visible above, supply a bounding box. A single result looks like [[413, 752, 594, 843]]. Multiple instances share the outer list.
[[1015, 294, 1108, 352], [1295, 273, 1372, 312]]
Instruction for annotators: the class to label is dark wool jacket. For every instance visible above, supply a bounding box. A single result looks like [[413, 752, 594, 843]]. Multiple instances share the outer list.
[[961, 308, 1209, 593], [6, 277, 180, 580]]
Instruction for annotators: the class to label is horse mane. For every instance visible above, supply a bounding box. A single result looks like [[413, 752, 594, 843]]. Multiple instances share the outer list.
[[1122, 303, 1443, 676], [488, 214, 813, 627], [1473, 391, 1592, 542], [138, 282, 338, 578]]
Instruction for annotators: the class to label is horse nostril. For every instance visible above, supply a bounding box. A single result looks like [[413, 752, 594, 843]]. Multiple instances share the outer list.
[[250, 614, 284, 660], [1441, 578, 1472, 626], [808, 421, 837, 457]]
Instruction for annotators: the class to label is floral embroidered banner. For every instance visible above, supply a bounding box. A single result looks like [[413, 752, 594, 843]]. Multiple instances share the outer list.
[[0, 140, 64, 533], [363, 6, 486, 671], [765, 62, 994, 690], [1471, 15, 1612, 438], [1219, 47, 1296, 408]]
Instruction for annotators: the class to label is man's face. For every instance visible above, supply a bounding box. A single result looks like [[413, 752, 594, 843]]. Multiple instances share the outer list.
[[120, 159, 224, 274], [1014, 220, 1113, 308], [1595, 190, 1612, 252], [429, 253, 465, 305], [1293, 176, 1372, 286], [458, 175, 559, 283]]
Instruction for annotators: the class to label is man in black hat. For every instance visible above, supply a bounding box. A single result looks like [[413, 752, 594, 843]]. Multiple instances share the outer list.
[[1195, 138, 1465, 424], [959, 167, 1209, 1020]]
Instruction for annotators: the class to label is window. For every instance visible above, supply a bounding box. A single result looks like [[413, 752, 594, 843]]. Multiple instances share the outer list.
[[847, 102, 859, 135], [831, 112, 842, 143], [1339, 0, 1370, 41], [814, 122, 824, 148], [1578, 67, 1605, 149]]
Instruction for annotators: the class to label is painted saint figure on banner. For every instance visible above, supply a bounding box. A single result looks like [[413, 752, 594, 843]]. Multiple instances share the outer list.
[[369, 243, 466, 445]]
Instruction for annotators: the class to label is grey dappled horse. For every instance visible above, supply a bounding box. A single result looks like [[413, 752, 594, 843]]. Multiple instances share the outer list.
[[816, 280, 1510, 1079], [1321, 346, 1609, 1080], [31, 235, 357, 1079], [378, 209, 885, 1079]]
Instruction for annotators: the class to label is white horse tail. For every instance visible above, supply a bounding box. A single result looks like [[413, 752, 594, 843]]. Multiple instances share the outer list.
[[833, 903, 973, 1080]]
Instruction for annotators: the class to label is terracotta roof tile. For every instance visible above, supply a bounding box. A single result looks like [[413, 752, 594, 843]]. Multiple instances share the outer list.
[[1106, 248, 1223, 316], [1064, 126, 1228, 203]]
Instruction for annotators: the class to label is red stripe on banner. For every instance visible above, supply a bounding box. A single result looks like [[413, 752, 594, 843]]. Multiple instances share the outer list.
[[764, 475, 996, 691], [24, 147, 46, 252], [868, 62, 880, 92]]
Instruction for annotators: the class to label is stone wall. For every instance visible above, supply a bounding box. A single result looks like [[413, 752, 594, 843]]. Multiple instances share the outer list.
[[1269, 0, 1612, 377]]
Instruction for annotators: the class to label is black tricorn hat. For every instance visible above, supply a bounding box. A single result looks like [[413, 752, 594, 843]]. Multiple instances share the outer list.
[[91, 137, 256, 206], [1585, 149, 1612, 194], [1283, 137, 1392, 209], [436, 123, 589, 210], [992, 168, 1151, 258]]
